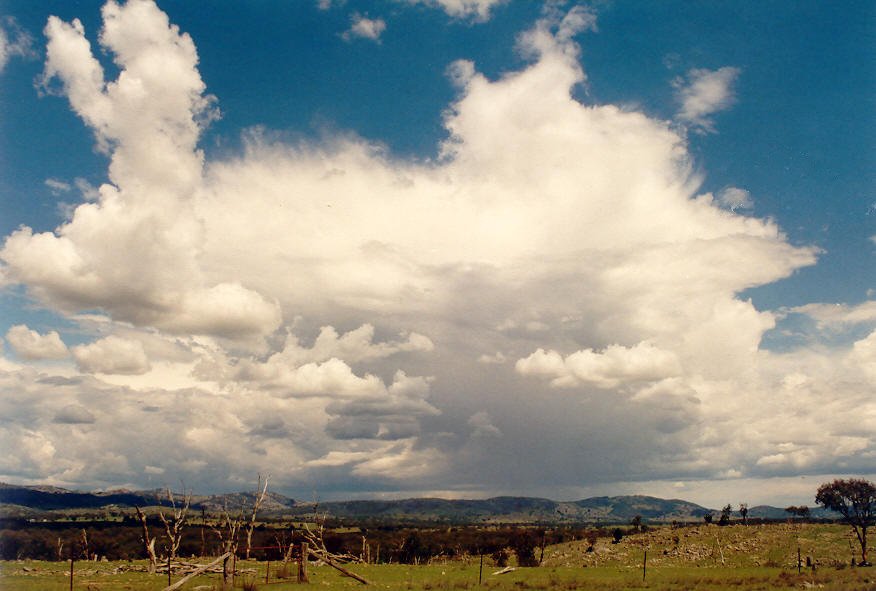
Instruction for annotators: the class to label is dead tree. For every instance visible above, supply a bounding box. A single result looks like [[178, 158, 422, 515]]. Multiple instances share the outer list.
[[244, 474, 269, 560], [80, 529, 90, 560], [135, 506, 159, 573], [301, 503, 361, 564], [210, 502, 244, 589], [157, 485, 192, 560]]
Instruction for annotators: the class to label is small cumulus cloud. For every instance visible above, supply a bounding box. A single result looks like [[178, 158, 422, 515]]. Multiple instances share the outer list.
[[72, 335, 151, 375], [674, 66, 741, 133], [468, 411, 501, 437], [5, 325, 69, 360], [343, 14, 386, 42], [477, 351, 506, 364], [516, 343, 682, 389], [715, 187, 753, 211], [407, 0, 507, 21]]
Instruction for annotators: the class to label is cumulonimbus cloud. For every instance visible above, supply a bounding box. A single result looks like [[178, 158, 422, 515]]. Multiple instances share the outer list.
[[0, 1, 871, 497]]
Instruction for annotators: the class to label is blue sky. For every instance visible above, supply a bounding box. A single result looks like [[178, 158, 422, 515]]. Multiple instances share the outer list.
[[0, 0, 873, 507]]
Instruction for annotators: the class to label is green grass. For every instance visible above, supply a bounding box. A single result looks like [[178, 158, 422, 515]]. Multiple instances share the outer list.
[[2, 560, 875, 590], [2, 523, 875, 590]]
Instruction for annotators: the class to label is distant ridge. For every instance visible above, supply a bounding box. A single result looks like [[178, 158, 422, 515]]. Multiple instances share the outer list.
[[0, 482, 832, 524]]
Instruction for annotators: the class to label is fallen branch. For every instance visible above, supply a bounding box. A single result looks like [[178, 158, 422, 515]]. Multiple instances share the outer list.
[[309, 548, 371, 585], [160, 552, 230, 591], [492, 566, 516, 575]]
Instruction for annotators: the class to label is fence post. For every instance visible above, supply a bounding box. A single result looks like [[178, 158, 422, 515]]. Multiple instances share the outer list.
[[643, 549, 647, 581], [69, 556, 74, 591], [298, 542, 309, 583], [478, 554, 483, 585]]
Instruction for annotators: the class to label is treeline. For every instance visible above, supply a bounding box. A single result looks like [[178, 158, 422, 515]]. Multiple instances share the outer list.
[[0, 517, 607, 563]]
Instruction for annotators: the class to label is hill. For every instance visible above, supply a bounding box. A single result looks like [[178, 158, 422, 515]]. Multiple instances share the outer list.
[[0, 482, 831, 524]]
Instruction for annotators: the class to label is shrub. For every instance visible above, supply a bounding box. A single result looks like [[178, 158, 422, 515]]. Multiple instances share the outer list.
[[510, 530, 538, 567]]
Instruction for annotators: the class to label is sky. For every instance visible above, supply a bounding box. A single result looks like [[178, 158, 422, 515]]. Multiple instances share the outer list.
[[0, 0, 873, 509]]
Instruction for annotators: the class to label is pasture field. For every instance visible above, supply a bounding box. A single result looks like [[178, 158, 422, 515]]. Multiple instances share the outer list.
[[1, 523, 874, 590]]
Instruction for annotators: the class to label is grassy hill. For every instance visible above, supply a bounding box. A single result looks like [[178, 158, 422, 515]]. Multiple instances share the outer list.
[[543, 522, 858, 570]]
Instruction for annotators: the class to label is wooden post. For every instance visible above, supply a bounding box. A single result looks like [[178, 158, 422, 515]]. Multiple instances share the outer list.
[[266, 560, 270, 583], [643, 549, 647, 581], [167, 553, 172, 587], [797, 547, 801, 574], [298, 542, 309, 583], [478, 554, 483, 585], [69, 556, 74, 591]]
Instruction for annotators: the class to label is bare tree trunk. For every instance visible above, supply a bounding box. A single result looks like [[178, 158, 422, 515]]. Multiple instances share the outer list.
[[244, 474, 269, 560], [79, 529, 90, 561], [135, 506, 158, 574], [200, 508, 206, 557]]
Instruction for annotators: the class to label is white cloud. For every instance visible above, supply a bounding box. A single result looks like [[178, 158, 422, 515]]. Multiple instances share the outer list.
[[44, 178, 72, 195], [0, 16, 34, 72], [5, 325, 69, 360], [0, 0, 278, 340], [516, 342, 682, 389], [791, 301, 876, 330], [674, 66, 741, 133], [343, 14, 386, 42], [408, 0, 507, 21], [849, 330, 876, 380], [72, 335, 151, 375], [351, 440, 447, 480]]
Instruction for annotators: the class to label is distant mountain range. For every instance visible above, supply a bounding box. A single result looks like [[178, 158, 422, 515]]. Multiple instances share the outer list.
[[0, 482, 834, 524]]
